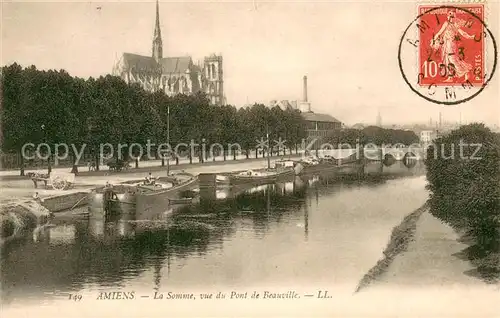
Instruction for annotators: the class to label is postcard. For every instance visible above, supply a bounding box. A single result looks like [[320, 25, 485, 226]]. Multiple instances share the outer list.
[[1, 0, 499, 317]]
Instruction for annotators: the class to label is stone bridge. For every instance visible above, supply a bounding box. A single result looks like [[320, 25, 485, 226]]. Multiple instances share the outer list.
[[365, 146, 427, 161], [321, 147, 426, 162]]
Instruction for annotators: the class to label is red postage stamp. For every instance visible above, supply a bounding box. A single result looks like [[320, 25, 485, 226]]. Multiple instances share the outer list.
[[418, 4, 485, 87]]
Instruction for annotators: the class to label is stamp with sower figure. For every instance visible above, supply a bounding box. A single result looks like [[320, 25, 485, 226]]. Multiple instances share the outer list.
[[398, 3, 497, 105]]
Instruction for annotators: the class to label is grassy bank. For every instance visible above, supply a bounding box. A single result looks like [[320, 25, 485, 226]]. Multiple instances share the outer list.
[[355, 202, 430, 293], [455, 227, 500, 284], [1, 201, 52, 244], [1, 205, 38, 244]]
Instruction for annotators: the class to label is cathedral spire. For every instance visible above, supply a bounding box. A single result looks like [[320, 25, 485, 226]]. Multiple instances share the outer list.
[[152, 0, 163, 62]]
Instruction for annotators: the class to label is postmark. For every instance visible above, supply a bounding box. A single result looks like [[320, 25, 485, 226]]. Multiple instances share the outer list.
[[398, 3, 497, 105]]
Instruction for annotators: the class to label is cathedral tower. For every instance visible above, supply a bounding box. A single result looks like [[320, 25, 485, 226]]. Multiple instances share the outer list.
[[152, 0, 163, 62], [203, 55, 224, 105]]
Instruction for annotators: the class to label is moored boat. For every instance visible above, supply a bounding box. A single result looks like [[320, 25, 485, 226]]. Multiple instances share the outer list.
[[89, 173, 198, 216], [275, 159, 304, 175], [87, 184, 138, 216], [136, 174, 198, 198], [296, 157, 338, 174], [227, 167, 295, 185], [288, 153, 360, 175], [274, 156, 338, 175]]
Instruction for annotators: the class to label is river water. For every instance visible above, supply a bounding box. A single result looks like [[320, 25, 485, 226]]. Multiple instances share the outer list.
[[1, 162, 430, 308]]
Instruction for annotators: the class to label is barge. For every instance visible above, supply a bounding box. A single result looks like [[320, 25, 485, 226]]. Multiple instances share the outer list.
[[89, 173, 198, 216], [221, 167, 295, 186]]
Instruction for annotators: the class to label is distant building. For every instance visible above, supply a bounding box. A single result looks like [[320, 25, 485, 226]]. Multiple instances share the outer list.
[[269, 100, 297, 111], [112, 1, 225, 105], [299, 76, 312, 113], [376, 111, 382, 127], [420, 130, 437, 144], [299, 75, 342, 148], [351, 123, 365, 130], [302, 112, 342, 137], [268, 75, 343, 149], [302, 112, 342, 151]]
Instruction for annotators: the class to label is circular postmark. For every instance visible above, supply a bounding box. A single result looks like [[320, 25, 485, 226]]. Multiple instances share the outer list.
[[398, 5, 497, 105]]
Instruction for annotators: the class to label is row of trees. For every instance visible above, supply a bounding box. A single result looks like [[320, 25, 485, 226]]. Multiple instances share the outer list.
[[425, 124, 499, 283], [1, 63, 307, 174], [327, 126, 419, 147]]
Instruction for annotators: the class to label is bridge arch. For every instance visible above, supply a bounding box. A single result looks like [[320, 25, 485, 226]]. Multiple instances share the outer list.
[[383, 153, 396, 166], [403, 152, 418, 168]]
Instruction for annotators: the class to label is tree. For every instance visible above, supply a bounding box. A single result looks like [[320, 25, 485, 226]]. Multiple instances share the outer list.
[[1, 63, 312, 173], [425, 123, 500, 281], [328, 128, 362, 148], [1, 64, 36, 175], [236, 107, 254, 158]]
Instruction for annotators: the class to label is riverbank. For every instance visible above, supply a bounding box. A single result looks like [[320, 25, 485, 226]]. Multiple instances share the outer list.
[[0, 157, 301, 231], [0, 157, 370, 247], [373, 210, 486, 286], [0, 148, 370, 180], [356, 205, 500, 291], [0, 156, 285, 201], [0, 153, 305, 180], [0, 201, 51, 245], [355, 202, 429, 292]]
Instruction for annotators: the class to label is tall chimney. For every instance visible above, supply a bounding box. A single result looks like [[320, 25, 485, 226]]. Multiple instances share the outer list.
[[303, 76, 308, 102]]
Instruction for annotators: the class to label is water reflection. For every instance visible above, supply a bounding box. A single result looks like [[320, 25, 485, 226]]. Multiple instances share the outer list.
[[1, 162, 427, 305], [48, 224, 76, 245]]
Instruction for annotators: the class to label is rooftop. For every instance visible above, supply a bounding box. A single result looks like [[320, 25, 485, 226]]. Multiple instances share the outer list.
[[301, 111, 341, 123], [351, 123, 366, 130], [269, 100, 295, 110], [120, 53, 196, 74]]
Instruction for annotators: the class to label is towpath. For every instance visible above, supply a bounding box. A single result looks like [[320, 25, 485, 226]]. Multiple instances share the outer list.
[[355, 210, 499, 317], [0, 156, 291, 201]]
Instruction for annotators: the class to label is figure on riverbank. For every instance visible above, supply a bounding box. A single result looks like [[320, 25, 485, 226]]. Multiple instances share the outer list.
[[145, 172, 157, 185], [87, 161, 96, 171]]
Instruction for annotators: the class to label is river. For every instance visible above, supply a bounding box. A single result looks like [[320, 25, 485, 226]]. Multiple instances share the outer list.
[[1, 161, 431, 308]]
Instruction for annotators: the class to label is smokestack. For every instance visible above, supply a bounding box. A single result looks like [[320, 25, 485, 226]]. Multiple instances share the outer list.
[[303, 76, 308, 102]]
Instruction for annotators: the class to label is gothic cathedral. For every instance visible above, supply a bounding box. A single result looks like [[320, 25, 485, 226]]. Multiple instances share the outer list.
[[112, 1, 225, 105]]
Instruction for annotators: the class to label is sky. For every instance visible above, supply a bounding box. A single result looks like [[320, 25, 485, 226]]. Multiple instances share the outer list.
[[1, 0, 499, 126]]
